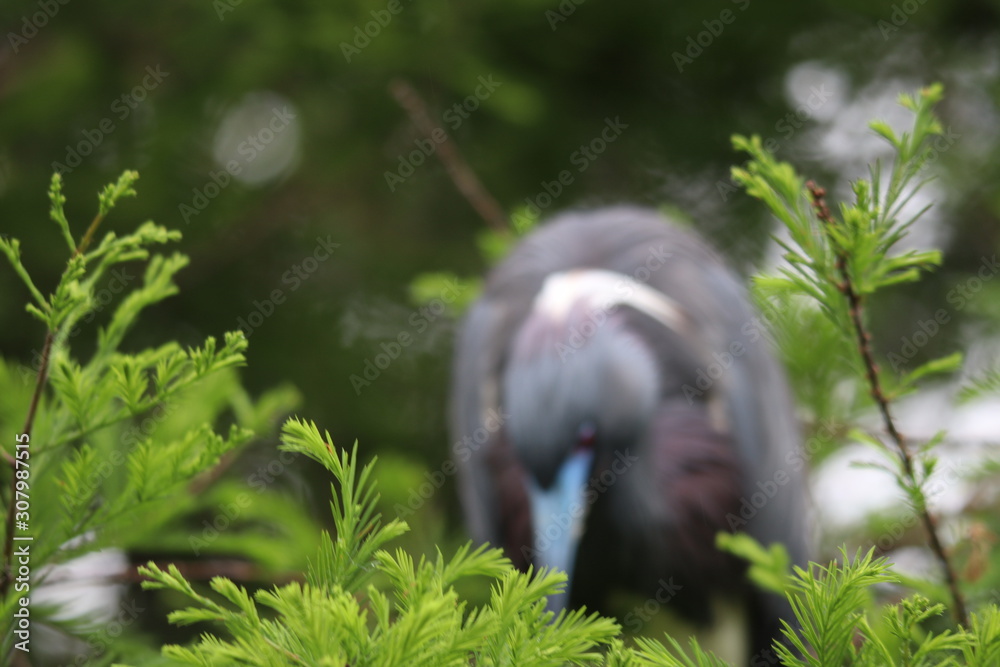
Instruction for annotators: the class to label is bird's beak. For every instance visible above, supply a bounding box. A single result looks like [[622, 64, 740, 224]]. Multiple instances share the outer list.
[[526, 448, 594, 613]]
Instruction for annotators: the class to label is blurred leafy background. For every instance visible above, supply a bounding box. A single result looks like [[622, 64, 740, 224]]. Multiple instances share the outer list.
[[2, 0, 1000, 661]]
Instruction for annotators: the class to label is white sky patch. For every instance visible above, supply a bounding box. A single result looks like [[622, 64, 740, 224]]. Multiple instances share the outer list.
[[811, 442, 906, 531], [756, 66, 960, 277], [783, 60, 849, 123], [813, 77, 919, 172], [812, 380, 1000, 534]]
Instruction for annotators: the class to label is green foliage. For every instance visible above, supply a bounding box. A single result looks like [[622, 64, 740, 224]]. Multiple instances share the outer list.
[[720, 537, 1000, 667], [140, 418, 630, 666], [0, 171, 312, 663], [408, 271, 482, 316], [733, 85, 947, 329], [733, 85, 959, 421], [716, 532, 792, 596], [627, 636, 731, 667], [733, 83, 976, 622], [715, 82, 1000, 663], [140, 422, 1000, 666], [771, 548, 1000, 667], [408, 203, 535, 314], [778, 548, 897, 666], [742, 97, 976, 503], [957, 365, 1000, 404]]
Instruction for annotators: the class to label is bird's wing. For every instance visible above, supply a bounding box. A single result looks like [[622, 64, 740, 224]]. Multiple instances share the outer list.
[[702, 265, 810, 567], [693, 264, 810, 651], [449, 296, 507, 547]]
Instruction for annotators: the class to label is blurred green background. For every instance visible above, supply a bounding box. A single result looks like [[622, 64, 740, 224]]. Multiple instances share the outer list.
[[2, 0, 1000, 656]]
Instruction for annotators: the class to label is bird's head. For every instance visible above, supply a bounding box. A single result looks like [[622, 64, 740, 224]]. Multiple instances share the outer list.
[[501, 269, 685, 609]]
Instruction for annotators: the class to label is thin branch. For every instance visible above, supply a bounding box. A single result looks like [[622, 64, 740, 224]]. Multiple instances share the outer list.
[[3, 200, 110, 595], [19, 332, 53, 440], [127, 559, 303, 584], [74, 211, 104, 257], [1, 331, 54, 597], [806, 180, 968, 627], [388, 78, 510, 234]]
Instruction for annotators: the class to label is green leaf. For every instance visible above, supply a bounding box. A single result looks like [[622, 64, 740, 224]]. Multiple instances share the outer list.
[[716, 533, 792, 595], [48, 171, 76, 252], [958, 366, 1000, 404], [776, 548, 898, 667], [408, 270, 479, 316], [97, 169, 140, 218], [896, 352, 963, 393], [0, 237, 50, 317], [869, 120, 900, 148]]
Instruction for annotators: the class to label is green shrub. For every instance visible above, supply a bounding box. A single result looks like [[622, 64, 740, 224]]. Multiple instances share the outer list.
[[0, 171, 309, 664]]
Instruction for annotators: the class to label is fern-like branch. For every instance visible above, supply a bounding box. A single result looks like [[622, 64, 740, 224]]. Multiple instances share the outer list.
[[806, 180, 968, 628]]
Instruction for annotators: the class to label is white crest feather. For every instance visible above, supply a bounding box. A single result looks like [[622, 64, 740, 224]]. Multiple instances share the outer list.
[[533, 269, 688, 334]]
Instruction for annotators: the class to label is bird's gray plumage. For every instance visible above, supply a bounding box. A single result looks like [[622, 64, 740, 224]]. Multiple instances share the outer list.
[[449, 205, 809, 659]]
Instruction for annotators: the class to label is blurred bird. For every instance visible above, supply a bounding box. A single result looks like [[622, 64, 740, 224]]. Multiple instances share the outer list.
[[449, 206, 809, 663]]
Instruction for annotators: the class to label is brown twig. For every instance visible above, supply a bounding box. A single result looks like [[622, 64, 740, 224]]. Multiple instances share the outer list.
[[3, 202, 110, 595], [1, 330, 54, 597], [388, 79, 510, 234], [806, 180, 968, 627], [75, 210, 104, 257]]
